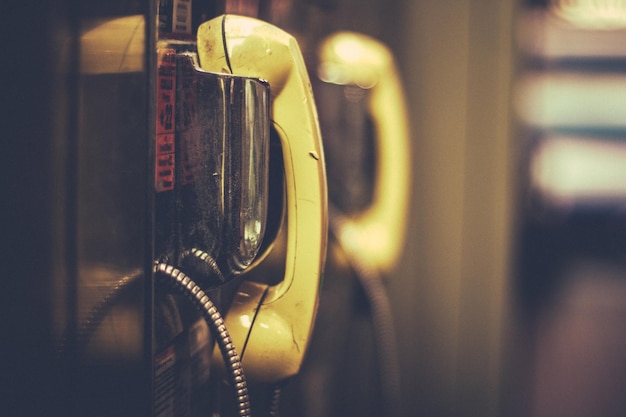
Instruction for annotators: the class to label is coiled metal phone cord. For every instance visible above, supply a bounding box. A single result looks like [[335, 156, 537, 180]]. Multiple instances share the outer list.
[[59, 252, 253, 417], [154, 261, 251, 417]]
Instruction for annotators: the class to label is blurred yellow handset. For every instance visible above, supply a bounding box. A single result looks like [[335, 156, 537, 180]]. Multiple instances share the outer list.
[[318, 31, 411, 273]]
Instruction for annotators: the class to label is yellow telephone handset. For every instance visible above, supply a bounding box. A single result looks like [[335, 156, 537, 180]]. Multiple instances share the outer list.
[[197, 14, 327, 383], [318, 32, 411, 273]]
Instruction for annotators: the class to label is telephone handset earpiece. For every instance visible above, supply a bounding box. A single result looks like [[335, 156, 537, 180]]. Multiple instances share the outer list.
[[197, 14, 327, 383], [318, 32, 411, 273]]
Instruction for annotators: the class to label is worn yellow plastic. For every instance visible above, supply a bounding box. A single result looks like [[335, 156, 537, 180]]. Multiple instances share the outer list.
[[317, 32, 411, 274], [197, 14, 328, 383]]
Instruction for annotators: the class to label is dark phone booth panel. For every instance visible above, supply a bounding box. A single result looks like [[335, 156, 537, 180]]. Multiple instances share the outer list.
[[6, 1, 152, 416]]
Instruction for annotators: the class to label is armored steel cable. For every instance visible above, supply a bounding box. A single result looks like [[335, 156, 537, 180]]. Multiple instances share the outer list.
[[60, 257, 252, 417], [182, 247, 227, 283], [154, 262, 252, 417]]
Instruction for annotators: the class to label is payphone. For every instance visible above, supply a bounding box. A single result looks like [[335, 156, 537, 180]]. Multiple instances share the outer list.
[[68, 5, 327, 416]]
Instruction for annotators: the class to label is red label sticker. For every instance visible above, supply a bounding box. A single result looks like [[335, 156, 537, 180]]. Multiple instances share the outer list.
[[156, 49, 176, 192]]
